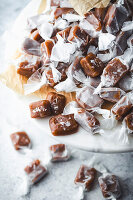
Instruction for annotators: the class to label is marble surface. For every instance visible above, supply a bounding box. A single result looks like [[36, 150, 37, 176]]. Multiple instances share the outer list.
[[0, 1, 133, 200]]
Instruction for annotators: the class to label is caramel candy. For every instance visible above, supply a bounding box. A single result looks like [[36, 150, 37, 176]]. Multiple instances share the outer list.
[[116, 30, 133, 56], [54, 7, 74, 19], [94, 8, 107, 24], [101, 58, 129, 87], [58, 27, 71, 41], [124, 111, 133, 131], [98, 174, 121, 199], [123, 0, 133, 17], [49, 144, 70, 162], [45, 69, 57, 87], [56, 62, 68, 81], [30, 28, 37, 34], [99, 87, 125, 103], [31, 30, 44, 43], [17, 60, 41, 78], [24, 160, 47, 184], [10, 132, 31, 150], [75, 109, 100, 134], [68, 25, 89, 47], [112, 95, 132, 120], [80, 53, 104, 78], [88, 37, 98, 47], [41, 40, 54, 62], [104, 4, 129, 34], [74, 165, 97, 191], [49, 114, 79, 136], [46, 92, 66, 115], [118, 72, 133, 92], [51, 0, 60, 7], [85, 11, 102, 31], [88, 77, 101, 88], [22, 38, 42, 57], [29, 100, 51, 118], [46, 63, 68, 87], [76, 86, 104, 110], [71, 57, 84, 85], [51, 28, 60, 38]]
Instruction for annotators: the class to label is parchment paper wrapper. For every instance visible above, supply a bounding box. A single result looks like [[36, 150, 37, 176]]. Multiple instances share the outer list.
[[69, 0, 110, 16]]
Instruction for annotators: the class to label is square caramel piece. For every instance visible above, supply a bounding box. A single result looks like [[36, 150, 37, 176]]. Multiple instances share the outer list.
[[80, 53, 104, 77], [17, 60, 41, 78], [99, 87, 125, 103], [75, 109, 100, 134], [112, 95, 132, 120], [103, 4, 129, 34], [46, 92, 66, 115], [49, 114, 79, 136], [31, 29, 44, 43], [51, 0, 60, 7], [101, 58, 129, 87], [98, 174, 121, 199], [58, 27, 71, 41], [76, 86, 104, 110], [74, 165, 97, 191], [54, 7, 74, 19], [29, 100, 51, 118], [85, 11, 102, 31], [46, 64, 68, 88], [49, 144, 70, 162], [68, 25, 89, 47], [10, 132, 31, 150], [24, 160, 47, 184], [45, 69, 57, 87], [41, 40, 54, 59]]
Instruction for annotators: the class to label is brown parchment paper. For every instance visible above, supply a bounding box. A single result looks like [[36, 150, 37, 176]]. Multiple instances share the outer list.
[[0, 52, 75, 103], [69, 0, 110, 16], [38, 0, 47, 14]]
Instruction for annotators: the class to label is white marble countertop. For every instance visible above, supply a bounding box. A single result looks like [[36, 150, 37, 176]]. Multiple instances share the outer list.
[[0, 1, 133, 200]]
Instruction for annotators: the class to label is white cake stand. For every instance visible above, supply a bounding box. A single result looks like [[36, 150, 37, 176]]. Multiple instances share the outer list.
[[2, 0, 133, 153]]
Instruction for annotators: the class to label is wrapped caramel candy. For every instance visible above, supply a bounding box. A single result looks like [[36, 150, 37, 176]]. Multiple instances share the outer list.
[[75, 165, 97, 191], [49, 144, 70, 162], [10, 132, 31, 151], [98, 173, 121, 199], [24, 160, 47, 184]]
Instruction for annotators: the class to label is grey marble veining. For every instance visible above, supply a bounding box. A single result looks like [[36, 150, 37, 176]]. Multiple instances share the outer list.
[[0, 1, 133, 200]]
